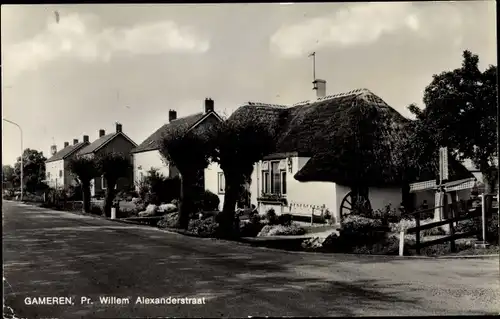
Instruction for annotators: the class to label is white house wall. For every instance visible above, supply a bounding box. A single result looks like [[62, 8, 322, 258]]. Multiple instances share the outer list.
[[45, 160, 65, 189], [205, 162, 224, 209], [133, 150, 170, 185]]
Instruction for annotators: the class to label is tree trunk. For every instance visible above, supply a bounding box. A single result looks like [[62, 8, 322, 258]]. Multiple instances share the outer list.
[[82, 180, 91, 213], [217, 171, 241, 238], [103, 179, 117, 217], [176, 173, 193, 229]]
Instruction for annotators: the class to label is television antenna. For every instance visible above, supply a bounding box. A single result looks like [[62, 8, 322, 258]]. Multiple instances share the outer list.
[[308, 51, 316, 82]]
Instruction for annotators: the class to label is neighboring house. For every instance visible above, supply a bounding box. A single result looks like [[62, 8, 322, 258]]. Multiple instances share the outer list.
[[76, 123, 137, 197], [45, 136, 90, 189], [205, 81, 474, 222], [131, 98, 223, 188]]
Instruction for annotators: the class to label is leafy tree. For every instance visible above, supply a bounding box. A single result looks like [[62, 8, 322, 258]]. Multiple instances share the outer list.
[[212, 120, 276, 235], [95, 152, 133, 217], [159, 130, 215, 229], [68, 155, 98, 213], [13, 148, 47, 193], [2, 165, 16, 188], [407, 50, 498, 206]]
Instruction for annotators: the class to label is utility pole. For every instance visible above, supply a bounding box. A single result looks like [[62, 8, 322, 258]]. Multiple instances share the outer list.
[[3, 118, 23, 201]]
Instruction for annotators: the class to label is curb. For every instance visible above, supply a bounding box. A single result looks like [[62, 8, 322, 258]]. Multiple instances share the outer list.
[[10, 201, 499, 260]]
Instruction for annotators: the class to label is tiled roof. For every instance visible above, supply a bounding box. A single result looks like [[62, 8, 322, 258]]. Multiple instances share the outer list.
[[45, 142, 89, 163], [77, 133, 116, 155], [131, 113, 207, 154]]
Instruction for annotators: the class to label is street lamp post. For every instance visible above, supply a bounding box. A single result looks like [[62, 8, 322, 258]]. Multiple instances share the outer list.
[[3, 119, 23, 201]]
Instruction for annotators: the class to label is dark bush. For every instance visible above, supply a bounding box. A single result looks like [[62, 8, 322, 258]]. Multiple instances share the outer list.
[[266, 209, 278, 225], [90, 203, 103, 215], [157, 212, 179, 228], [278, 213, 292, 226], [201, 190, 220, 211], [188, 216, 219, 237], [66, 184, 83, 201], [239, 216, 266, 237], [322, 215, 389, 252]]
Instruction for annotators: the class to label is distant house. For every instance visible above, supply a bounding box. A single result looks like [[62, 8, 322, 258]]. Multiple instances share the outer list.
[[76, 123, 137, 197], [205, 82, 473, 222], [131, 98, 222, 189], [45, 136, 90, 189]]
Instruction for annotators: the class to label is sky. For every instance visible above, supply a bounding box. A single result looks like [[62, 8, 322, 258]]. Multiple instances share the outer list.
[[1, 2, 497, 165]]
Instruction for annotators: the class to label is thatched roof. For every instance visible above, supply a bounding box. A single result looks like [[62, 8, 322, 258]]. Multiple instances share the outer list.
[[228, 89, 472, 187]]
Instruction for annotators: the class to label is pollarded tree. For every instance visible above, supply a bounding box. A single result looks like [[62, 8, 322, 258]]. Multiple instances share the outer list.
[[68, 155, 98, 213], [159, 129, 216, 229], [212, 120, 277, 235], [95, 152, 133, 217]]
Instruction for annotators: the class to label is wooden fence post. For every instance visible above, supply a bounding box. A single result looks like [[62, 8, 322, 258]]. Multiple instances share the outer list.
[[481, 194, 487, 242], [416, 209, 421, 255], [399, 230, 405, 256], [311, 207, 315, 226], [444, 191, 456, 252]]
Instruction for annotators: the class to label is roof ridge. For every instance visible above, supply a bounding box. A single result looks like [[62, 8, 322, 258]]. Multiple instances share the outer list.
[[169, 112, 204, 123], [247, 101, 290, 108]]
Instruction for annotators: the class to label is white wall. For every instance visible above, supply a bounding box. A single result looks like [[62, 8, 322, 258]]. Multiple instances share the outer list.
[[45, 160, 65, 189], [205, 162, 224, 209], [133, 150, 170, 185]]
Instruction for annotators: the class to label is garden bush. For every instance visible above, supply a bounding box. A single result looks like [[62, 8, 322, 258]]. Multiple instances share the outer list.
[[278, 213, 292, 226], [265, 209, 278, 225], [187, 216, 219, 237], [456, 214, 499, 244], [199, 190, 220, 211], [239, 218, 266, 237], [157, 212, 179, 229], [257, 223, 306, 237], [389, 218, 445, 236]]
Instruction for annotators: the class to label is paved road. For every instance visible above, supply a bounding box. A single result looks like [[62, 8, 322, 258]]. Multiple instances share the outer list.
[[3, 201, 499, 318]]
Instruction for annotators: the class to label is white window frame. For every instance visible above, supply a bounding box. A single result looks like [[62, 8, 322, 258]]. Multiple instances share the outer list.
[[217, 172, 225, 194], [101, 175, 107, 190], [262, 160, 287, 196]]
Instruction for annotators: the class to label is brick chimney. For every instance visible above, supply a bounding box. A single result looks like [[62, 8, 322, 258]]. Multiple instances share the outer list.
[[313, 79, 326, 99], [64, 141, 69, 148], [73, 139, 79, 145], [169, 110, 177, 122], [116, 123, 122, 133], [83, 135, 89, 143], [204, 98, 214, 113], [99, 129, 105, 137]]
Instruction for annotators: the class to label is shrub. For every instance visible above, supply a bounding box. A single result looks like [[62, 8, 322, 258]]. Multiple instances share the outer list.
[[157, 212, 179, 228], [138, 169, 181, 205], [90, 203, 103, 215], [257, 223, 306, 237], [389, 218, 445, 236], [188, 216, 219, 237], [266, 209, 278, 225], [456, 214, 499, 244], [201, 190, 220, 211], [239, 214, 266, 237], [278, 213, 292, 226]]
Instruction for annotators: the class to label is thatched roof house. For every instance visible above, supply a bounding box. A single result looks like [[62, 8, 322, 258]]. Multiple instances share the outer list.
[[227, 88, 471, 188]]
